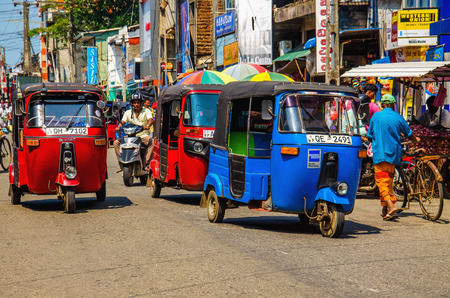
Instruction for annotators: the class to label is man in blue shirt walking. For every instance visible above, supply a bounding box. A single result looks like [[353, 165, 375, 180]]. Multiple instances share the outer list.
[[367, 94, 420, 220]]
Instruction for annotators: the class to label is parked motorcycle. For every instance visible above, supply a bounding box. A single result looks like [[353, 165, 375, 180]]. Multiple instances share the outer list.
[[358, 141, 378, 192], [118, 124, 148, 186]]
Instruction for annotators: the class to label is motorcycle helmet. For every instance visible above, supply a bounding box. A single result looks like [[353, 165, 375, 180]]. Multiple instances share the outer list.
[[130, 93, 143, 104]]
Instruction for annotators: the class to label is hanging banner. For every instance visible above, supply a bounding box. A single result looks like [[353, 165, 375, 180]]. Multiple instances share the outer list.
[[315, 0, 335, 74], [87, 47, 98, 85], [181, 0, 191, 72], [223, 41, 239, 66], [215, 11, 235, 38], [379, 77, 394, 95], [238, 0, 272, 65], [142, 0, 151, 54], [426, 45, 444, 61], [397, 8, 438, 46]]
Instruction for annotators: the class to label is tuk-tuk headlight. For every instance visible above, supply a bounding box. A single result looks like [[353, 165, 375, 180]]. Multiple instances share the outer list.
[[336, 182, 349, 196], [193, 142, 204, 153], [65, 166, 77, 180]]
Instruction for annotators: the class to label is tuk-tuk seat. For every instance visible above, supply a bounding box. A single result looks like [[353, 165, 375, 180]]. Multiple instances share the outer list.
[[228, 131, 254, 156]]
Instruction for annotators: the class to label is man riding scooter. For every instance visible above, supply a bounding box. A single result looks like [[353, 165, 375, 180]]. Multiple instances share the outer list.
[[114, 93, 154, 174]]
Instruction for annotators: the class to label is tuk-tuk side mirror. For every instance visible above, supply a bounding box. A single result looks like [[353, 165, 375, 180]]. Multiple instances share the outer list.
[[14, 100, 25, 116], [97, 101, 106, 110], [261, 100, 274, 120], [171, 101, 181, 117]]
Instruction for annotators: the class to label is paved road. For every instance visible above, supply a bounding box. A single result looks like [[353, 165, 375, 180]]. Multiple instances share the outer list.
[[1, 148, 449, 297]]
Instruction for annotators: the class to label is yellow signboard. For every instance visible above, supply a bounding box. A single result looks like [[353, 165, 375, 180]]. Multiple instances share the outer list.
[[398, 9, 438, 37], [223, 41, 239, 67]]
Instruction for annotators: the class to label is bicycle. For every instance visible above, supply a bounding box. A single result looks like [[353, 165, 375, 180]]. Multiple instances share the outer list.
[[393, 149, 444, 221], [0, 129, 12, 171]]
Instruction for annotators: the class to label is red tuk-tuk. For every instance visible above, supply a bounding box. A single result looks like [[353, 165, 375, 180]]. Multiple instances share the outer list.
[[149, 84, 223, 197], [9, 83, 108, 213]]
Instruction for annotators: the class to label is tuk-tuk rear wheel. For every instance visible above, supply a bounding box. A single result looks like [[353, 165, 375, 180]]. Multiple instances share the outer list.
[[123, 165, 134, 187], [96, 182, 106, 201], [150, 174, 161, 198], [63, 187, 76, 213], [207, 189, 226, 223], [319, 203, 344, 238], [10, 185, 21, 205]]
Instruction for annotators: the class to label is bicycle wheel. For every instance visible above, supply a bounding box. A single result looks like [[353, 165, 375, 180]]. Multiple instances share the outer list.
[[415, 161, 444, 221], [393, 165, 408, 209], [0, 137, 12, 171]]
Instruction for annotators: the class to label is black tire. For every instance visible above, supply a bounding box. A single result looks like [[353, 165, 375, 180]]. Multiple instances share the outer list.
[[298, 214, 310, 226], [393, 165, 409, 210], [319, 203, 345, 238], [149, 174, 161, 198], [96, 182, 106, 201], [416, 161, 444, 221], [0, 137, 11, 171], [207, 189, 226, 223], [63, 187, 76, 213], [123, 165, 134, 186], [139, 175, 148, 185], [10, 184, 21, 205]]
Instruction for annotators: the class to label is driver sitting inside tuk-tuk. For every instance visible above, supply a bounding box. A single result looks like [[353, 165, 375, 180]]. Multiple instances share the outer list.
[[113, 93, 154, 172]]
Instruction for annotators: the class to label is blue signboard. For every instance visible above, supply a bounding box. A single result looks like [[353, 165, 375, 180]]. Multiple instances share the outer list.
[[181, 0, 191, 73], [426, 45, 444, 61], [87, 47, 98, 84], [215, 11, 235, 38]]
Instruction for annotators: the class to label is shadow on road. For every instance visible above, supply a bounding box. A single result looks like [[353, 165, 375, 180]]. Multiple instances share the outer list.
[[222, 215, 382, 238], [157, 193, 202, 206], [20, 196, 133, 213]]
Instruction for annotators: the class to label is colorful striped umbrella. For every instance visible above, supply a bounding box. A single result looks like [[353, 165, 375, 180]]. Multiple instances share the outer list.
[[222, 63, 268, 81], [176, 70, 237, 85], [242, 72, 294, 82]]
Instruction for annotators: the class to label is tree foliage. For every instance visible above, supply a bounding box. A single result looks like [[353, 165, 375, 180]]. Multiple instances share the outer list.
[[29, 0, 139, 40]]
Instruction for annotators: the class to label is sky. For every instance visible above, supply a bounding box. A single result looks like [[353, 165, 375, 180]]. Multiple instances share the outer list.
[[0, 0, 41, 69]]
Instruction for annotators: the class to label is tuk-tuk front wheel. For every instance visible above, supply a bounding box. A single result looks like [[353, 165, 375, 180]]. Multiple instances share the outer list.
[[63, 187, 76, 213], [207, 189, 226, 223], [123, 165, 134, 187], [149, 174, 161, 198], [10, 185, 21, 205], [319, 203, 344, 238]]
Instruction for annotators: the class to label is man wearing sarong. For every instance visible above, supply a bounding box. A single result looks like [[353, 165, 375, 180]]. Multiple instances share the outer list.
[[367, 94, 419, 220]]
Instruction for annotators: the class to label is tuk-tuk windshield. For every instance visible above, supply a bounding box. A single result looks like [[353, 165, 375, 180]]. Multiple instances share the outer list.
[[27, 99, 104, 128], [182, 93, 218, 127], [279, 94, 359, 135]]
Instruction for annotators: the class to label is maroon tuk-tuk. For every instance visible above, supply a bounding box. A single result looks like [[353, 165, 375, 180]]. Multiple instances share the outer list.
[[9, 83, 108, 213], [149, 84, 223, 197]]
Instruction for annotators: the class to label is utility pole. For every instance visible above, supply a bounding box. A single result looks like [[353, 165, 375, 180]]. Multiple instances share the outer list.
[[68, 8, 75, 82], [325, 0, 340, 85], [14, 1, 33, 74]]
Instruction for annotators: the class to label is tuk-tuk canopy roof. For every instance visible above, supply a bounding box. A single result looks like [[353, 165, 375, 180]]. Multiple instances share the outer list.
[[212, 81, 358, 148], [341, 61, 450, 80], [158, 84, 224, 105], [20, 83, 105, 100], [218, 81, 357, 102]]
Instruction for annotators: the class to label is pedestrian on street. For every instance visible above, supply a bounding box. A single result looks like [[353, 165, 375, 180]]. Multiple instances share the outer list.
[[359, 83, 380, 133], [366, 94, 420, 221]]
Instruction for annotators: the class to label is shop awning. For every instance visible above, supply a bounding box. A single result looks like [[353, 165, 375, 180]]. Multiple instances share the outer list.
[[341, 61, 450, 79], [273, 47, 311, 62]]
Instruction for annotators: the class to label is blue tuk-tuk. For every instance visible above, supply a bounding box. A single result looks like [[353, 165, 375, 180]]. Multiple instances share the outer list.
[[201, 81, 364, 237]]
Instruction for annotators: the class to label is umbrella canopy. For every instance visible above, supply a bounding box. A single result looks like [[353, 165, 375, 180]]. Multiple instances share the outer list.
[[222, 63, 268, 80], [176, 70, 237, 85], [242, 72, 294, 82]]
